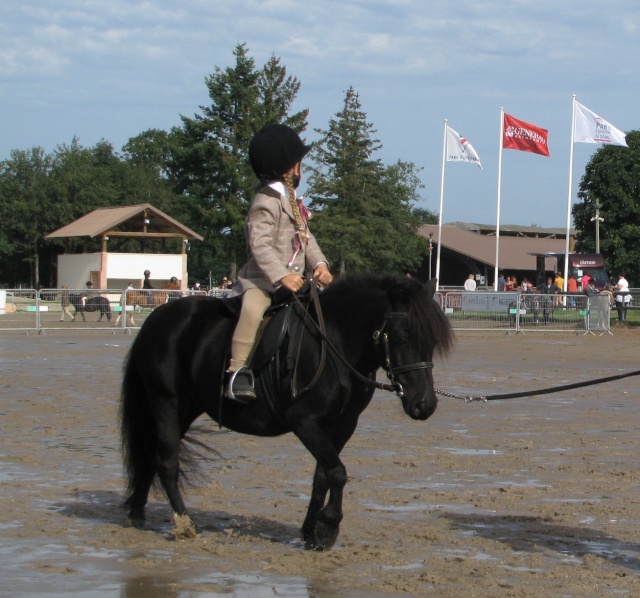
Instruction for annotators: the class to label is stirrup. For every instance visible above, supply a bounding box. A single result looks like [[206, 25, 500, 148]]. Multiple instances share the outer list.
[[224, 367, 256, 402]]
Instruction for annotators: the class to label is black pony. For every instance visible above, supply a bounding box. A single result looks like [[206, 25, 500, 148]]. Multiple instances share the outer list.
[[69, 294, 111, 322], [120, 274, 453, 549]]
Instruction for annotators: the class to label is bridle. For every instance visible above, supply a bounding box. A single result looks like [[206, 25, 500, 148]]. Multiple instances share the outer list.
[[291, 281, 434, 399], [373, 310, 434, 398]]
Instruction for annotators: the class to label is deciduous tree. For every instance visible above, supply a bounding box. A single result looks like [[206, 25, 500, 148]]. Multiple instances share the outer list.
[[573, 130, 640, 283]]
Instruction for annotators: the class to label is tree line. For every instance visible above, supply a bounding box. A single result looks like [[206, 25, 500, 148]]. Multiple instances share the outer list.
[[0, 44, 435, 288]]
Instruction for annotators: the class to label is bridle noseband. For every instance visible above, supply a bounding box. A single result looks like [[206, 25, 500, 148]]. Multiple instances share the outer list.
[[373, 310, 434, 398]]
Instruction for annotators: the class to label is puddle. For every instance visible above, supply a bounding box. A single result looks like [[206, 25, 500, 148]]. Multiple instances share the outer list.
[[437, 447, 502, 456]]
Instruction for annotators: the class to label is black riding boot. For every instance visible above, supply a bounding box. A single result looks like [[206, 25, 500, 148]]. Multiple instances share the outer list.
[[224, 367, 256, 402]]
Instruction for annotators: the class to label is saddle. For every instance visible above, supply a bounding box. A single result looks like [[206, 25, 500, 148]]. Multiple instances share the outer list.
[[220, 285, 322, 408]]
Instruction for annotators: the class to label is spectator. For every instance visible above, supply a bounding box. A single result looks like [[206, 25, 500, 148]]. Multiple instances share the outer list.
[[59, 286, 74, 322], [553, 272, 564, 306], [497, 272, 506, 292], [614, 274, 631, 321], [567, 274, 578, 308], [463, 274, 477, 291], [537, 276, 559, 323], [538, 276, 559, 295]]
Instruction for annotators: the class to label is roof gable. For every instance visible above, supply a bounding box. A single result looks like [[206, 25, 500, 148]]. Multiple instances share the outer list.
[[45, 203, 203, 241]]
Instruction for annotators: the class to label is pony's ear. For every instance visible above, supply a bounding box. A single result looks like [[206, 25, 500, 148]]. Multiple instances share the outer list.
[[424, 278, 437, 298]]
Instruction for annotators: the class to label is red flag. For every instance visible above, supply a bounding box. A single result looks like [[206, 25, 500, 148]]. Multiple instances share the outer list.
[[503, 113, 550, 156]]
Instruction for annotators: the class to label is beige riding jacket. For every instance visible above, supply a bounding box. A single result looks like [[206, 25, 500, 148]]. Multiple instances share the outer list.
[[234, 183, 329, 295]]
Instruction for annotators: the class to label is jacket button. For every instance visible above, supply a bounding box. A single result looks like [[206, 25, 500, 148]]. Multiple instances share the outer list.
[[293, 266, 300, 272]]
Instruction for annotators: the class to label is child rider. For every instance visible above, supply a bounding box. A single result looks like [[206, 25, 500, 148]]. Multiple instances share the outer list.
[[225, 124, 333, 401]]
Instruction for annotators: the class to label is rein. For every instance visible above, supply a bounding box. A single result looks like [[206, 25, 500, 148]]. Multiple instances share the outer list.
[[290, 286, 432, 398], [436, 368, 640, 402]]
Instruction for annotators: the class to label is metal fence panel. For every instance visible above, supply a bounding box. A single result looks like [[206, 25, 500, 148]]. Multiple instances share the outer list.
[[585, 294, 612, 335], [515, 293, 588, 333], [39, 288, 125, 332], [0, 289, 38, 332], [443, 291, 520, 331], [440, 292, 607, 334]]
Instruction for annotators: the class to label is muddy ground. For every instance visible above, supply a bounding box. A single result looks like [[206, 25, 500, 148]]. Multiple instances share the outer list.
[[1, 328, 639, 597]]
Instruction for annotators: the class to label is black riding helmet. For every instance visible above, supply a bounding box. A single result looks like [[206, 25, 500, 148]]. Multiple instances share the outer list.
[[249, 124, 310, 181]]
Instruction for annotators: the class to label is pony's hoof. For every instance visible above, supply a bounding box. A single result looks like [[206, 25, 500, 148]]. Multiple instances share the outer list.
[[305, 520, 339, 551], [126, 516, 146, 530], [172, 513, 197, 539]]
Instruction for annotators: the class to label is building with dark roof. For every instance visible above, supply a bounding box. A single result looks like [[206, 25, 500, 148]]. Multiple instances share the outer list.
[[416, 223, 576, 287]]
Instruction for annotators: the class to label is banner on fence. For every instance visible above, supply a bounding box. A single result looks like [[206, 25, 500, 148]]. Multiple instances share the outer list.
[[461, 292, 519, 312]]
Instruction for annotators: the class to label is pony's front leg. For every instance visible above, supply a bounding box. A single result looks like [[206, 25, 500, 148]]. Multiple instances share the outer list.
[[301, 459, 347, 550], [301, 463, 330, 542]]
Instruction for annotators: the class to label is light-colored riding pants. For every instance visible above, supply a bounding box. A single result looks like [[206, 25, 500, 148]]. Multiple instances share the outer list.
[[228, 287, 271, 372]]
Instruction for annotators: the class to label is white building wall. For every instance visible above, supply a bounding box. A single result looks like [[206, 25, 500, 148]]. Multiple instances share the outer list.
[[105, 253, 184, 289], [57, 253, 186, 290], [57, 254, 102, 289]]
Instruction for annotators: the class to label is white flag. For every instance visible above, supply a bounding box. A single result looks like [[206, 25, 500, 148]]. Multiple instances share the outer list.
[[574, 102, 628, 147], [446, 125, 483, 169]]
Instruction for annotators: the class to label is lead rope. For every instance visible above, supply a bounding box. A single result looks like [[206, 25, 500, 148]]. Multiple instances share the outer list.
[[437, 368, 640, 402]]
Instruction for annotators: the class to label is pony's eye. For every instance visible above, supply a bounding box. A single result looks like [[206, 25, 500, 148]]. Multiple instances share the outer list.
[[390, 325, 410, 345]]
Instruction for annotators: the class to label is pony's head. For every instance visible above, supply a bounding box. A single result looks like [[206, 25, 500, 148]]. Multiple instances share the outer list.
[[379, 276, 453, 420]]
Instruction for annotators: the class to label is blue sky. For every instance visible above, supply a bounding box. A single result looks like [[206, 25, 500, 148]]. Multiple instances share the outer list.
[[1, 0, 638, 227]]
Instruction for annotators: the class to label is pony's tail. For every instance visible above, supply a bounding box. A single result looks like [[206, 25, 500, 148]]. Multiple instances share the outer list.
[[119, 349, 157, 502]]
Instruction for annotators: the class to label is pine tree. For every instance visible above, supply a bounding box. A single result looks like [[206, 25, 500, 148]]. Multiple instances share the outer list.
[[307, 87, 435, 275]]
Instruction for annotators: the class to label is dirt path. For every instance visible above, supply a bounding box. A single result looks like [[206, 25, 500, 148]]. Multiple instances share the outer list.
[[1, 329, 639, 596]]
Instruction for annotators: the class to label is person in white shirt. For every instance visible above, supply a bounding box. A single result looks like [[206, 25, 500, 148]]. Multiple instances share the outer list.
[[614, 274, 631, 320], [463, 274, 477, 291]]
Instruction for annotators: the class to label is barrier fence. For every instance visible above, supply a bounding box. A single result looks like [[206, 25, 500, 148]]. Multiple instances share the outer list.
[[0, 288, 226, 334], [0, 288, 626, 335], [435, 291, 615, 334]]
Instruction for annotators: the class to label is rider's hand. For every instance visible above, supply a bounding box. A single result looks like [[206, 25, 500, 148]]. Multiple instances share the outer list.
[[280, 273, 305, 292], [313, 262, 333, 286]]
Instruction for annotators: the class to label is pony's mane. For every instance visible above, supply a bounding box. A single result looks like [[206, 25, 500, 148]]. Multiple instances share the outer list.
[[321, 273, 453, 356]]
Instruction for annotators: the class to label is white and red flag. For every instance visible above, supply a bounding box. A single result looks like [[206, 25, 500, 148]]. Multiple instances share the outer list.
[[503, 113, 550, 156], [574, 102, 628, 147], [446, 125, 483, 169]]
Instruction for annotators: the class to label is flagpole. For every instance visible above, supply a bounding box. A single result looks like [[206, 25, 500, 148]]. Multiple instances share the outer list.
[[563, 94, 577, 292], [435, 119, 447, 291], [494, 108, 504, 291]]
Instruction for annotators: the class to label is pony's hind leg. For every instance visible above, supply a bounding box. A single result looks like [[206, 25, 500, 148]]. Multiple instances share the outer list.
[[124, 468, 155, 528], [155, 421, 197, 539]]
